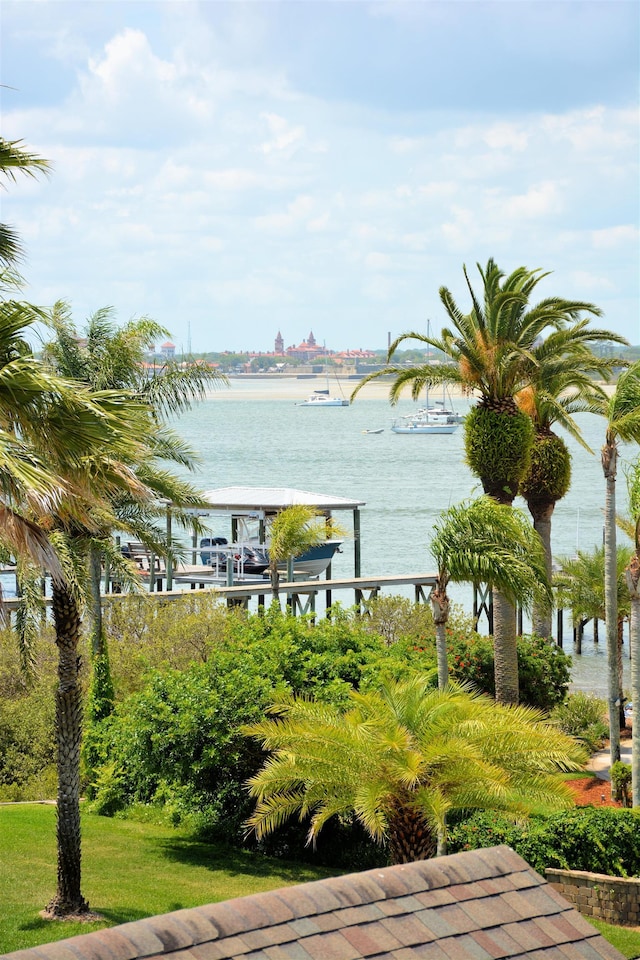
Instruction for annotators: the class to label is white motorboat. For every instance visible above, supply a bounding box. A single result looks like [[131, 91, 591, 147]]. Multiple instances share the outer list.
[[297, 389, 349, 407], [199, 537, 344, 580]]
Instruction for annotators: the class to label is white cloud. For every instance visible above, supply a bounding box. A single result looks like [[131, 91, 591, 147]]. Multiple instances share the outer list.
[[254, 195, 315, 235], [591, 225, 639, 249], [569, 270, 616, 293], [259, 113, 306, 157], [365, 252, 392, 271], [483, 123, 529, 152], [499, 181, 562, 219]]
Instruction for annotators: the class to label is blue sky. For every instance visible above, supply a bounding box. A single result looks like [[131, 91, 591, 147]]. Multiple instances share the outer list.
[[2, 0, 638, 353]]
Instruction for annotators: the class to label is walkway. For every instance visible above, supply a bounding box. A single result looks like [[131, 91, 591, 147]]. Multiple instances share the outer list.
[[587, 740, 632, 782]]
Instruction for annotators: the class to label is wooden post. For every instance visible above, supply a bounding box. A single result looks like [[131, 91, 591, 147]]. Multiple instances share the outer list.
[[165, 504, 173, 591], [557, 607, 564, 648]]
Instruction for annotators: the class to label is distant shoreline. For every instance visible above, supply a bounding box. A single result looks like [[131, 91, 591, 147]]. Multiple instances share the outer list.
[[209, 375, 471, 402], [207, 375, 614, 402]]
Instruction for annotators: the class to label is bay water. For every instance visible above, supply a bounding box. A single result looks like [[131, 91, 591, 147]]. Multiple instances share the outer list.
[[171, 377, 638, 699]]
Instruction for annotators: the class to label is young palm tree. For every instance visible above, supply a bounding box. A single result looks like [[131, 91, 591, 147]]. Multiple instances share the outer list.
[[517, 324, 626, 637], [598, 361, 640, 766], [353, 259, 602, 703], [244, 676, 586, 864], [430, 497, 551, 692], [267, 505, 341, 604]]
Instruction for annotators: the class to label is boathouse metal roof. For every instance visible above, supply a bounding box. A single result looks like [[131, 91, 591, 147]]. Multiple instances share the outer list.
[[198, 485, 365, 514], [3, 846, 622, 960]]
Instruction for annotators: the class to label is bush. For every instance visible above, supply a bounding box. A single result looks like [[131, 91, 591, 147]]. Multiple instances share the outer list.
[[550, 692, 608, 752], [89, 607, 440, 852], [448, 632, 571, 712], [448, 807, 640, 877], [0, 677, 57, 799]]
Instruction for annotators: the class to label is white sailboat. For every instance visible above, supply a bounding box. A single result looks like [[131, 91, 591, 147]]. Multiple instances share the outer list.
[[391, 320, 461, 434], [297, 369, 349, 406]]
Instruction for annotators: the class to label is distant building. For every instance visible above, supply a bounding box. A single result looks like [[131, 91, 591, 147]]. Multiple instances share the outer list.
[[274, 331, 284, 354], [160, 341, 175, 359], [285, 330, 325, 362]]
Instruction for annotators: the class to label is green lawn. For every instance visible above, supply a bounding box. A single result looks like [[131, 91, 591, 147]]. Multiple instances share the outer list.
[[2, 804, 640, 958], [0, 803, 337, 954], [589, 918, 640, 959]]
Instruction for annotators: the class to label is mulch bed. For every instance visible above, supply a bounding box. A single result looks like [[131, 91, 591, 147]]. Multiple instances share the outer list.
[[566, 725, 632, 808], [566, 776, 622, 808]]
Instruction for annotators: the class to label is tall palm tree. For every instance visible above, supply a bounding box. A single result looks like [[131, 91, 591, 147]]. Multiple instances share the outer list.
[[625, 458, 640, 806], [244, 676, 586, 864], [598, 361, 640, 766], [430, 497, 550, 691], [0, 137, 50, 267], [354, 258, 602, 704], [33, 394, 162, 918], [517, 324, 627, 637], [42, 302, 225, 657]]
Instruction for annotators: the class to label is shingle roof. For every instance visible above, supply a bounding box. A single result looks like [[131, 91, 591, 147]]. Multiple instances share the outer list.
[[2, 846, 623, 960]]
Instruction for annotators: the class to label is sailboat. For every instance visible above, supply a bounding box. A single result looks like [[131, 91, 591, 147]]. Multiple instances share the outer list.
[[297, 369, 349, 406], [390, 320, 461, 434]]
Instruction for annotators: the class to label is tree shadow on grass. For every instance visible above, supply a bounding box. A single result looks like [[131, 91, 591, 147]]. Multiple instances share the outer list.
[[155, 836, 338, 884]]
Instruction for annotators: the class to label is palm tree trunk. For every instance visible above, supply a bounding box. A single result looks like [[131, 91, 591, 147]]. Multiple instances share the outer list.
[[269, 563, 280, 607], [430, 582, 449, 690], [387, 801, 437, 864], [602, 437, 621, 766], [493, 589, 519, 705], [45, 582, 90, 918], [527, 500, 554, 639], [627, 557, 640, 806]]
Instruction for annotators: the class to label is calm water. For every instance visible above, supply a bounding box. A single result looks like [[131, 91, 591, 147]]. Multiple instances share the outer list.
[[169, 377, 636, 698]]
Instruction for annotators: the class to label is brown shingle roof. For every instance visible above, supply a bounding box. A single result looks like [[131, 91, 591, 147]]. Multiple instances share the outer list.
[[2, 846, 623, 960]]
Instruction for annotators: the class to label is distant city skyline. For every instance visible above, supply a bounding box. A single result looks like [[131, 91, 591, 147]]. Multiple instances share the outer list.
[[3, 1, 638, 352]]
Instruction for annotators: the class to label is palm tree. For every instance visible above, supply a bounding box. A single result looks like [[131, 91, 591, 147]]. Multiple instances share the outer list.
[[34, 394, 162, 917], [42, 302, 225, 657], [354, 259, 601, 703], [244, 675, 586, 864], [430, 497, 551, 691], [517, 324, 627, 637], [0, 137, 50, 266], [625, 459, 640, 805], [554, 545, 632, 743], [599, 361, 640, 766], [267, 505, 341, 604]]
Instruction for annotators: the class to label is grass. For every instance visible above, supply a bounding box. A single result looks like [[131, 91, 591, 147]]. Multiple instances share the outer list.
[[0, 803, 337, 954], [589, 917, 640, 959], [2, 804, 640, 959]]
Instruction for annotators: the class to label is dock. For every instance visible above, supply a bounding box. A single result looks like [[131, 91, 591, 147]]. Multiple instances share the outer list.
[[0, 571, 438, 619]]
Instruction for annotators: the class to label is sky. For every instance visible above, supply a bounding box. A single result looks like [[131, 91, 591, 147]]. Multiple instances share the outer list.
[[2, 1, 639, 354]]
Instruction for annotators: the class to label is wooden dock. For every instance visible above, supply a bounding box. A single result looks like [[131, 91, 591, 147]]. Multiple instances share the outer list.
[[0, 571, 438, 618]]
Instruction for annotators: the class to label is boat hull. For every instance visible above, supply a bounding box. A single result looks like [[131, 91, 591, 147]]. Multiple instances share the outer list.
[[391, 421, 459, 435]]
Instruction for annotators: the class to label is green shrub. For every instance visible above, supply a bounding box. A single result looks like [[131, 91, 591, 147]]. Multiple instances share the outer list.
[[611, 762, 632, 808], [0, 680, 56, 796], [550, 692, 608, 751], [448, 632, 571, 712], [91, 608, 436, 849], [448, 807, 640, 877]]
